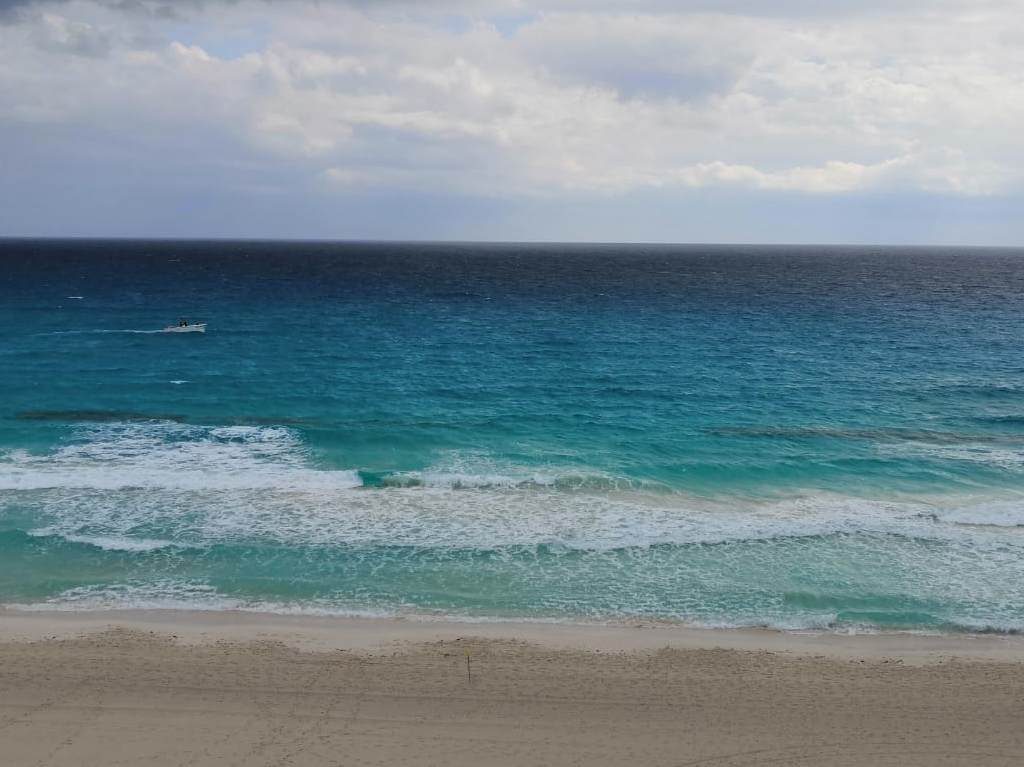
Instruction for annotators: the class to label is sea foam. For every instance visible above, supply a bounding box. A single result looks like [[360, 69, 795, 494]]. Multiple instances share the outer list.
[[0, 422, 361, 492]]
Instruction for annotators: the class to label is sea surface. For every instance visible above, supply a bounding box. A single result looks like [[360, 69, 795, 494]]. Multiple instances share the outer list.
[[3, 239, 1024, 632]]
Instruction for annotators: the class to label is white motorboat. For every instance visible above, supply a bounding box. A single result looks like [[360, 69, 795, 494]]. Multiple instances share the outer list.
[[163, 322, 206, 333]]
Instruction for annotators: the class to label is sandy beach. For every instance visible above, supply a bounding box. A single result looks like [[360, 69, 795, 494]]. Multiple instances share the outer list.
[[1, 610, 1022, 766]]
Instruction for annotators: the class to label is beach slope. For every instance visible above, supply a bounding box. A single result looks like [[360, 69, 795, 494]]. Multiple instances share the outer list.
[[2, 611, 1023, 766]]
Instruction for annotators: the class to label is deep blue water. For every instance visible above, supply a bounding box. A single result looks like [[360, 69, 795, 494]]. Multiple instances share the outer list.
[[2, 239, 1024, 630]]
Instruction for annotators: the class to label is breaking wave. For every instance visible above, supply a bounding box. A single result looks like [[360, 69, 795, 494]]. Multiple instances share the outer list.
[[0, 422, 361, 492], [2, 420, 1023, 632]]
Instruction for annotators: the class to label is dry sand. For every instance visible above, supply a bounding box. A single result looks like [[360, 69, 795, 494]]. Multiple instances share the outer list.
[[1, 610, 1023, 766]]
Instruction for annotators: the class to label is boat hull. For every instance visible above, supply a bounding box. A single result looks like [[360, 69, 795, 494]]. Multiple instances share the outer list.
[[163, 324, 206, 333]]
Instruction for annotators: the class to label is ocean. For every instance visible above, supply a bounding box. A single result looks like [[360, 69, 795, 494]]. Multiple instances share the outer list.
[[2, 239, 1024, 632]]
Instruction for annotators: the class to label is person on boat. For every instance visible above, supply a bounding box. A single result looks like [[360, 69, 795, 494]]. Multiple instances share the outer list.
[[179, 319, 187, 327]]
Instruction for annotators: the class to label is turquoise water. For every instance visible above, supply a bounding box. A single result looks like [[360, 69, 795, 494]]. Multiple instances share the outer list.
[[2, 240, 1024, 631]]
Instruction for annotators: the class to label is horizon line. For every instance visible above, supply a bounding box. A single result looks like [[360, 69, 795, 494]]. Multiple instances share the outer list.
[[1, 235, 1022, 250]]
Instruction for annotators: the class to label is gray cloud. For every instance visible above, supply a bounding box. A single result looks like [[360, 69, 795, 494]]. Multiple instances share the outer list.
[[1, 0, 1022, 241], [0, 0, 1008, 16]]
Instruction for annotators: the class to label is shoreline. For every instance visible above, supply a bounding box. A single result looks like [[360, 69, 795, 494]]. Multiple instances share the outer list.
[[4, 606, 1024, 662]]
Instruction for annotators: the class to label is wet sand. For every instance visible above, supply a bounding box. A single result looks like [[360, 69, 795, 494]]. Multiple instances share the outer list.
[[2, 610, 1023, 766]]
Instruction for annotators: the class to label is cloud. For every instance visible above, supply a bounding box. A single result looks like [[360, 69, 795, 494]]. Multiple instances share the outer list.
[[30, 11, 112, 55], [1, 0, 1023, 240]]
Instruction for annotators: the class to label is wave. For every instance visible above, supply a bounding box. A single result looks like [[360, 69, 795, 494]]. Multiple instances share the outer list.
[[923, 382, 1024, 401], [967, 414, 1024, 427], [7, 580, 1023, 635], [0, 422, 361, 491], [377, 456, 643, 491], [877, 441, 1024, 470], [7, 581, 245, 613], [932, 500, 1024, 528], [3, 423, 1023, 551], [4, 423, 1024, 554], [8, 486, 1022, 554], [4, 581, 399, 617], [26, 528, 176, 552]]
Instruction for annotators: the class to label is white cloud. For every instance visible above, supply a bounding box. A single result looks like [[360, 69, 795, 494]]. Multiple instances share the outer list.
[[1, 0, 1023, 224]]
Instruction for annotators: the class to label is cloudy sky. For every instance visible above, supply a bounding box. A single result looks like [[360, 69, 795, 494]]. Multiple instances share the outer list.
[[1, 0, 1022, 243]]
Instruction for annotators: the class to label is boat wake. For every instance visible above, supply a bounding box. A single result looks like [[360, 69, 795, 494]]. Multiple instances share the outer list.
[[37, 329, 165, 336]]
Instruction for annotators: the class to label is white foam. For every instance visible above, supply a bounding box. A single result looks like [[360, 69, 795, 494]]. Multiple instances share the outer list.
[[0, 580, 836, 628], [878, 441, 1024, 471], [941, 616, 1024, 634], [686, 614, 843, 632], [385, 452, 633, 490], [392, 452, 545, 488], [935, 499, 1024, 528], [5, 429, 1024, 553], [7, 429, 1024, 631], [4, 581, 396, 618], [0, 422, 361, 492], [8, 581, 242, 612], [18, 582, 1008, 634], [13, 481, 1017, 555], [28, 528, 176, 552]]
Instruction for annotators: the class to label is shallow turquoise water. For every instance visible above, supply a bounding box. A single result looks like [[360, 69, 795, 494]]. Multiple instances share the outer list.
[[2, 240, 1024, 630]]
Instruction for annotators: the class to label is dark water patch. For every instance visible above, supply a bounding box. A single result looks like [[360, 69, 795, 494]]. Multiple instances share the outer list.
[[924, 383, 1024, 401], [970, 414, 1024, 426], [16, 410, 188, 423], [13, 410, 322, 428]]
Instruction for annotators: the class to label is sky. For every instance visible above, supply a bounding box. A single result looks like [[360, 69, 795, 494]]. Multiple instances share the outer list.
[[0, 0, 1022, 244]]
